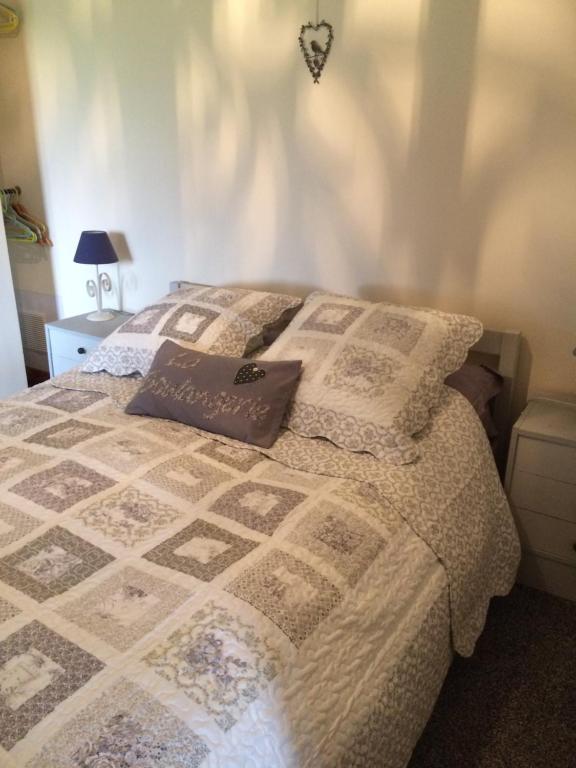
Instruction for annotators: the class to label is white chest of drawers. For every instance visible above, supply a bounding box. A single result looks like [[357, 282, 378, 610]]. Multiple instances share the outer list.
[[45, 311, 132, 377], [505, 398, 576, 601]]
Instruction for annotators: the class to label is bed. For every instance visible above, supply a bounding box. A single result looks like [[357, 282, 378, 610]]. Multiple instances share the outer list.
[[0, 284, 521, 768]]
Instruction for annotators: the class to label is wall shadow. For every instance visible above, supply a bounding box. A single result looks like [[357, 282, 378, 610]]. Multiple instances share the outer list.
[[400, 0, 482, 303], [14, 0, 576, 395]]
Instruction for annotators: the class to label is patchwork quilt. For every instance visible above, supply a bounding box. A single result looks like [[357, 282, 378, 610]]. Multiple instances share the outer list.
[[0, 372, 520, 767]]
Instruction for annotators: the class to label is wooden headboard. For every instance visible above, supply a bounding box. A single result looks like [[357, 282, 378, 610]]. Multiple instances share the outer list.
[[169, 281, 521, 471]]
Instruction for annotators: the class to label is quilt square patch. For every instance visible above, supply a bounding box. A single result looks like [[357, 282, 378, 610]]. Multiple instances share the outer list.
[[194, 440, 265, 473], [210, 481, 306, 536], [80, 431, 169, 474], [118, 303, 173, 334], [10, 460, 115, 514], [301, 303, 363, 335], [0, 503, 42, 549], [226, 549, 341, 647], [145, 455, 231, 503], [143, 519, 259, 582], [25, 419, 111, 450], [60, 566, 191, 651], [258, 463, 330, 491], [333, 480, 401, 528], [88, 403, 143, 428], [0, 447, 48, 484], [145, 601, 279, 731], [138, 418, 197, 446], [355, 309, 426, 355], [0, 598, 19, 626], [196, 286, 246, 307], [0, 620, 104, 750], [195, 440, 266, 472], [323, 344, 397, 398], [27, 678, 209, 768], [76, 486, 184, 547], [287, 500, 385, 586], [7, 382, 53, 404], [272, 336, 335, 382], [0, 526, 114, 602], [239, 293, 288, 324], [160, 304, 220, 343], [40, 389, 107, 413], [0, 406, 58, 438]]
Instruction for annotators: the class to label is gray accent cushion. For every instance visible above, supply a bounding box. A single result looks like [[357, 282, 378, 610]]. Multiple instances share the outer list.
[[125, 340, 302, 448]]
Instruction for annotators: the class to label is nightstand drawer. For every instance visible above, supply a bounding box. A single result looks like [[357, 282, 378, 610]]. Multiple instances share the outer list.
[[50, 356, 81, 377], [517, 552, 576, 602], [48, 328, 99, 363], [510, 470, 576, 524], [515, 436, 576, 485], [45, 312, 132, 379], [514, 506, 576, 565]]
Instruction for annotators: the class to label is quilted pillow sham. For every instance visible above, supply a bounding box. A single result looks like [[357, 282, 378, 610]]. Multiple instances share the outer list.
[[260, 291, 483, 463], [83, 284, 303, 376], [125, 340, 302, 448]]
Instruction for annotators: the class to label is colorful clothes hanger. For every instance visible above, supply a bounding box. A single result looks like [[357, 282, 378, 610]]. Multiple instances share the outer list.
[[0, 4, 19, 35], [1, 189, 38, 243]]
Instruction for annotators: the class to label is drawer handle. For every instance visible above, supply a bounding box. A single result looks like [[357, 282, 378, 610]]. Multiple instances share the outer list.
[[573, 542, 576, 554], [77, 347, 87, 355]]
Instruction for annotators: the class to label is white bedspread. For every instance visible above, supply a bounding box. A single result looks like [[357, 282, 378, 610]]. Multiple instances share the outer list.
[[0, 373, 519, 767]]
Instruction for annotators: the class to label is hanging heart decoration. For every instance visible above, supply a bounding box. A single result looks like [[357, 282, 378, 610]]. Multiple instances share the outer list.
[[298, 20, 334, 84], [234, 363, 266, 385]]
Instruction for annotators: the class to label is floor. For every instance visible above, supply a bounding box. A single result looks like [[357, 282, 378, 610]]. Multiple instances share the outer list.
[[408, 585, 576, 768]]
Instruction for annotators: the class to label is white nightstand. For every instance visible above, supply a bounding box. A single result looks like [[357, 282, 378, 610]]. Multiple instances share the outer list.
[[45, 311, 132, 377], [505, 398, 576, 601]]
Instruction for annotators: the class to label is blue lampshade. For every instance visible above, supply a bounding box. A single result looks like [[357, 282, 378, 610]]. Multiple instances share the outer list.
[[73, 231, 118, 265]]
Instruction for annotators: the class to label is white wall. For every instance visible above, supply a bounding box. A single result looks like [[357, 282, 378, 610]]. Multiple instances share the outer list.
[[0, 0, 56, 373], [0, 215, 27, 396], [5, 0, 576, 403]]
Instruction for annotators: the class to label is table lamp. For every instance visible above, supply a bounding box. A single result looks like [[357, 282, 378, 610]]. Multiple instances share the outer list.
[[73, 230, 118, 321]]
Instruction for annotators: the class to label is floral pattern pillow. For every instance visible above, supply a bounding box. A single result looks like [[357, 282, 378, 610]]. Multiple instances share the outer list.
[[83, 285, 303, 376], [260, 292, 483, 463]]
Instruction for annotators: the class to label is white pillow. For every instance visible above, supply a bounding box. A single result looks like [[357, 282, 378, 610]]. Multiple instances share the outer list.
[[260, 291, 483, 463], [83, 285, 302, 376]]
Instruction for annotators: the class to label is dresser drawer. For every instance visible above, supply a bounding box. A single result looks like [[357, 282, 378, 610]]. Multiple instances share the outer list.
[[510, 470, 576, 524], [515, 436, 576, 485], [514, 506, 576, 565], [48, 328, 99, 364]]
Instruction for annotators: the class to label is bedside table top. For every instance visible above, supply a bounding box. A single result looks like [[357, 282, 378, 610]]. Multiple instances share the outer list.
[[46, 311, 132, 339], [516, 398, 576, 447]]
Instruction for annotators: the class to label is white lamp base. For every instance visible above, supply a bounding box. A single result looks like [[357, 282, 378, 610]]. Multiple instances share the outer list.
[[86, 267, 115, 321], [86, 310, 115, 322]]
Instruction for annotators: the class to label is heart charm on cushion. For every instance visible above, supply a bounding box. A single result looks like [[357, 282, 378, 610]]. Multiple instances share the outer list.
[[234, 363, 266, 385]]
